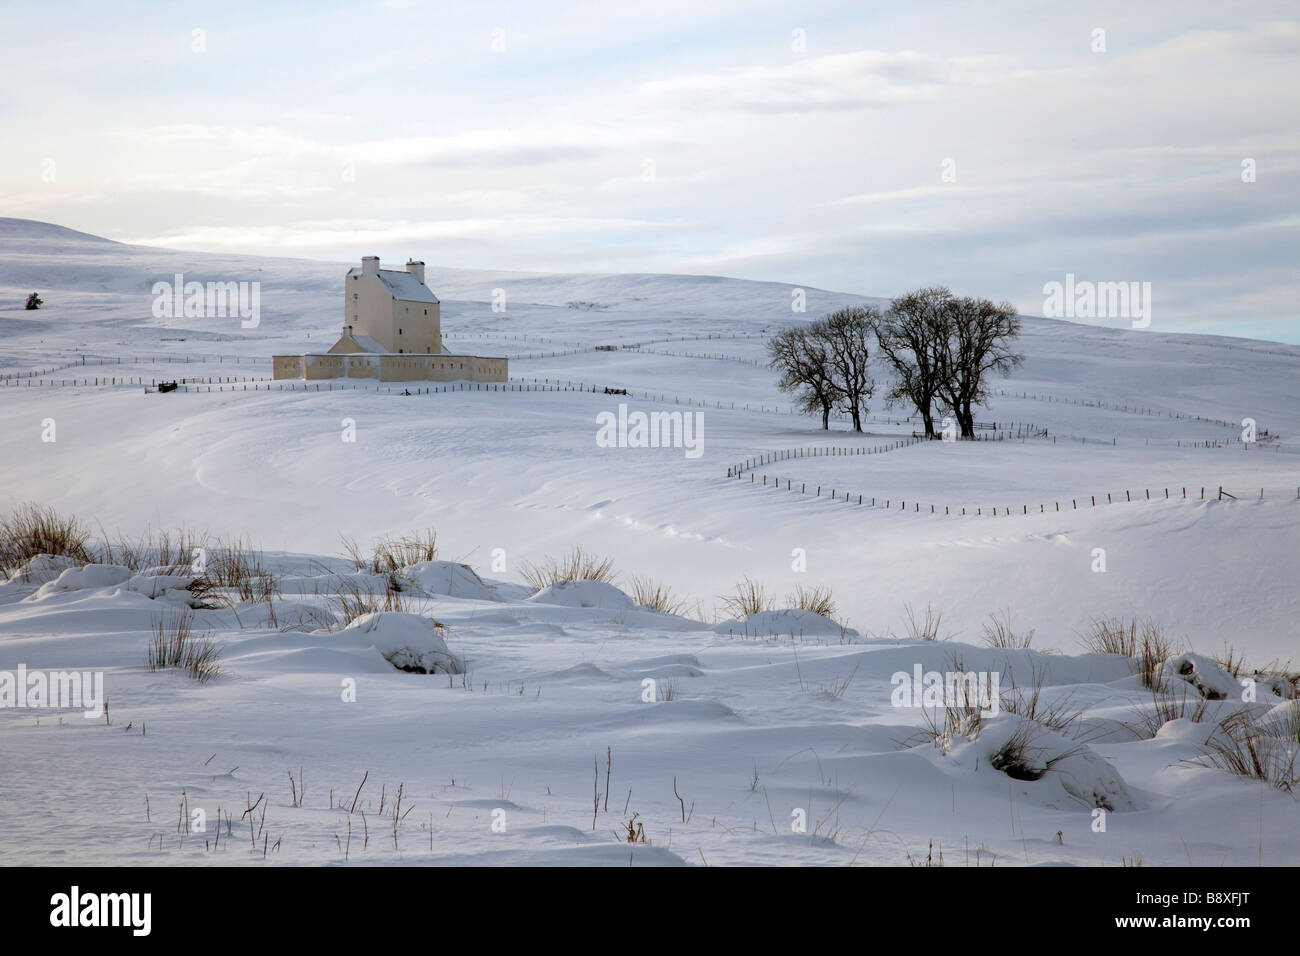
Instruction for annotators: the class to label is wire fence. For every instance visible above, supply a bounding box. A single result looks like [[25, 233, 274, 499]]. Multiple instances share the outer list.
[[729, 469, 1300, 516], [631, 347, 766, 368], [0, 353, 271, 382], [726, 431, 1051, 479], [995, 388, 1243, 430]]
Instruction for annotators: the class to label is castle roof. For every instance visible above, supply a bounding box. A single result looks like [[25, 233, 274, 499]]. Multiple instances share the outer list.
[[346, 266, 440, 304]]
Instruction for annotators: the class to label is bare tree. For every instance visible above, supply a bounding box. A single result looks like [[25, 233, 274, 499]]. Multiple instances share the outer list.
[[811, 307, 877, 432], [935, 296, 1024, 438], [873, 287, 952, 438], [767, 327, 843, 430]]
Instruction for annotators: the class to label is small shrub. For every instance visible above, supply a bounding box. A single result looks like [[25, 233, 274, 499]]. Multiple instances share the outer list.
[[96, 528, 148, 572], [901, 602, 944, 641], [1214, 643, 1249, 680], [981, 608, 1034, 649], [183, 575, 230, 610], [989, 719, 1084, 781], [155, 526, 209, 574], [147, 612, 221, 682], [373, 530, 437, 572], [1080, 617, 1138, 657], [914, 696, 983, 753], [630, 576, 689, 616], [909, 658, 984, 752], [813, 661, 860, 700], [1129, 685, 1213, 739], [204, 537, 280, 604], [621, 813, 647, 843], [97, 525, 211, 574], [25, 292, 42, 310], [1081, 617, 1177, 689], [0, 503, 93, 578], [341, 529, 438, 573], [785, 584, 837, 619], [519, 546, 616, 591], [328, 577, 409, 628], [278, 606, 338, 633], [718, 576, 772, 619], [1000, 661, 1082, 735], [1198, 710, 1299, 792], [1137, 621, 1177, 690]]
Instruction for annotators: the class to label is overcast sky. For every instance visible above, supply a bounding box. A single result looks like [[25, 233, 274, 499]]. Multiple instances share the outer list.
[[3, 1, 1297, 341]]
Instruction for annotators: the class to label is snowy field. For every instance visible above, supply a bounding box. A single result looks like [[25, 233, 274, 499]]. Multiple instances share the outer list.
[[1, 218, 1298, 866]]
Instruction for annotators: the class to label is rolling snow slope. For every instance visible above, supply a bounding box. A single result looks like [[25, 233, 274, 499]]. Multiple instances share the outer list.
[[0, 219, 1297, 866]]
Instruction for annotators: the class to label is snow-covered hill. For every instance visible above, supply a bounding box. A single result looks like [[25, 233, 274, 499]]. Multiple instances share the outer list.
[[0, 218, 1297, 866]]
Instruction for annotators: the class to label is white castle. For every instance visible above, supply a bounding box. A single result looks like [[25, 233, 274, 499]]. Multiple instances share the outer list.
[[273, 256, 507, 383]]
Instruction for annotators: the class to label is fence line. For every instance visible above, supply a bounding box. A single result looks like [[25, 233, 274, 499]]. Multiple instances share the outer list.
[[631, 347, 765, 369], [995, 388, 1245, 431], [0, 370, 1068, 444], [726, 435, 1014, 479], [728, 471, 1300, 516], [0, 353, 272, 381]]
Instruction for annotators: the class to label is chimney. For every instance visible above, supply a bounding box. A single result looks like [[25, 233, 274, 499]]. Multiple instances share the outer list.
[[406, 258, 425, 285], [361, 255, 379, 277]]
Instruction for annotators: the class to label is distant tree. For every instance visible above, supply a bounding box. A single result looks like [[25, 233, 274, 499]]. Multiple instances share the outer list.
[[768, 326, 843, 430], [935, 296, 1024, 438], [873, 287, 953, 438], [811, 307, 877, 432], [25, 292, 42, 310]]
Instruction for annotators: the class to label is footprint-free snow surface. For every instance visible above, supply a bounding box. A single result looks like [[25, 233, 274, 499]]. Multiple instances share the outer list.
[[1, 219, 1297, 865]]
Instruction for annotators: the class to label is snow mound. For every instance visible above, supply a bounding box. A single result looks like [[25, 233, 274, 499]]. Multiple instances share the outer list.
[[342, 612, 464, 675], [527, 580, 634, 610], [126, 571, 198, 599], [947, 717, 1137, 812], [714, 608, 857, 638], [1159, 653, 1239, 700], [1259, 700, 1300, 736], [1250, 674, 1296, 702], [4, 554, 82, 586], [407, 561, 503, 601], [27, 563, 131, 599]]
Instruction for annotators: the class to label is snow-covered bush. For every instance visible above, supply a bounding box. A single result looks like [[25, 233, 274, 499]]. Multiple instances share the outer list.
[[407, 560, 502, 601], [342, 612, 463, 675], [528, 579, 634, 610], [1159, 652, 1238, 701], [948, 715, 1137, 811]]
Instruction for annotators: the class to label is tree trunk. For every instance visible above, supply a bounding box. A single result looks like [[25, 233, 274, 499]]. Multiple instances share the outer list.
[[960, 402, 974, 438], [821, 403, 831, 430], [921, 408, 934, 438]]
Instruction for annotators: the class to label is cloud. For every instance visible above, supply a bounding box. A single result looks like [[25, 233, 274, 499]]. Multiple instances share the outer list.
[[1134, 20, 1300, 62], [637, 50, 1016, 111], [346, 131, 611, 168], [119, 215, 705, 252]]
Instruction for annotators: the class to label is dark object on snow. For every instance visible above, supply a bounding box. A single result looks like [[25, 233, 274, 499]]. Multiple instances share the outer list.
[[603, 387, 628, 395], [25, 292, 42, 310], [157, 381, 179, 393]]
